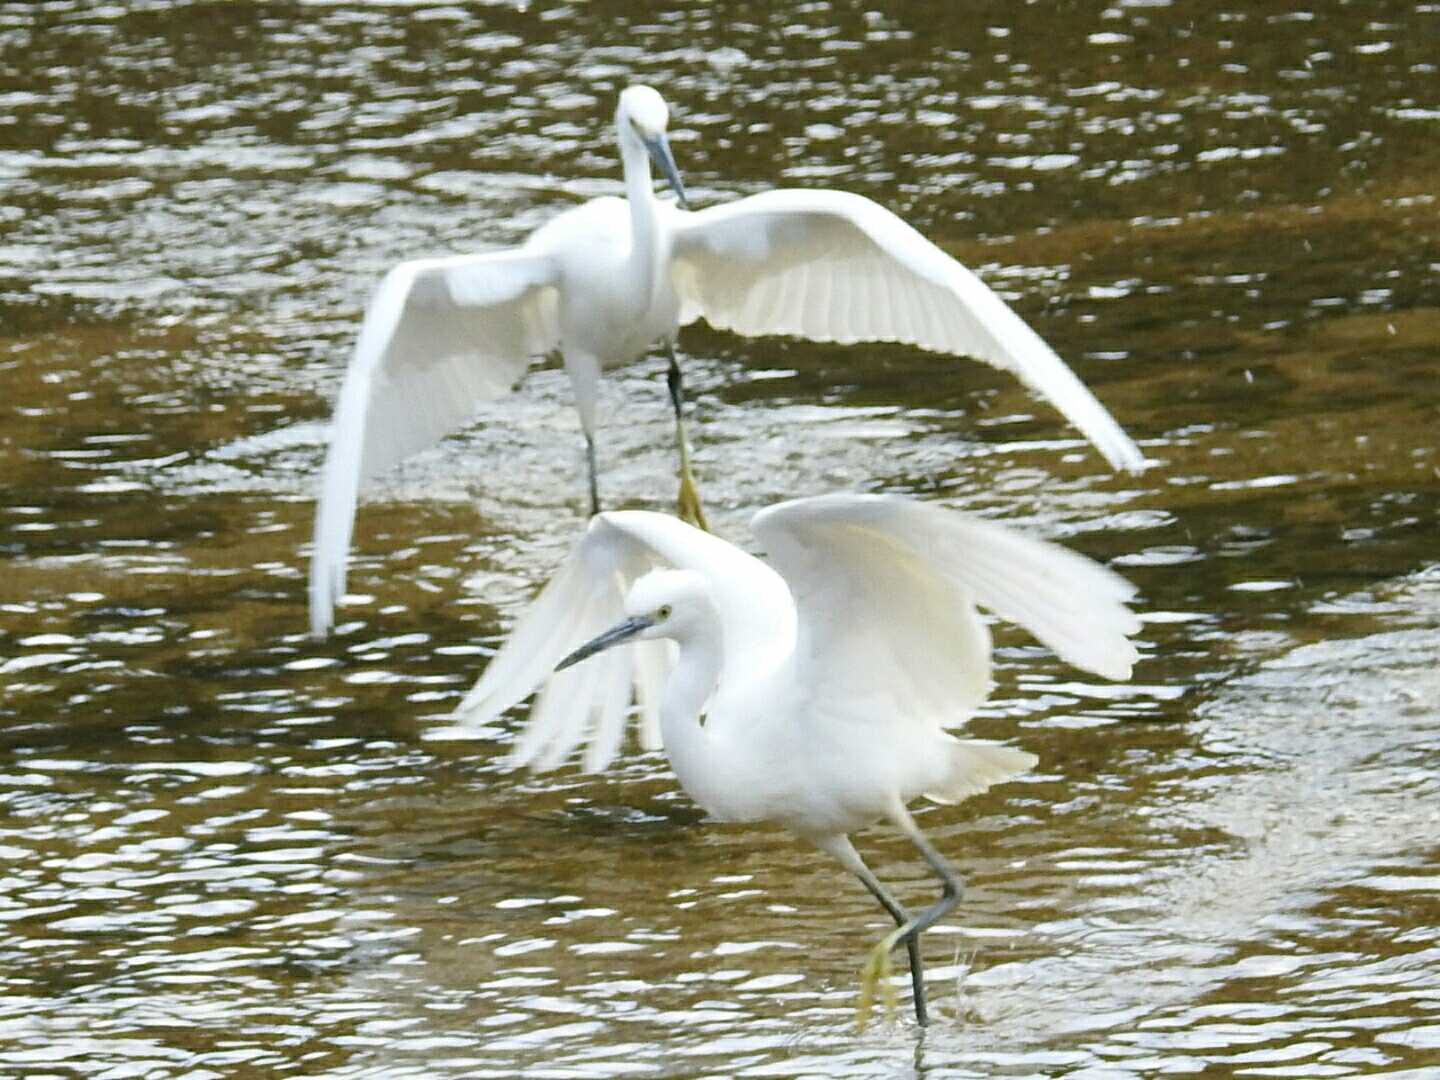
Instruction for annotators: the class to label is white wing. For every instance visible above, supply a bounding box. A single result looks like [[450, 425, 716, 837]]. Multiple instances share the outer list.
[[309, 250, 561, 637], [439, 510, 793, 773], [670, 189, 1143, 473], [751, 493, 1140, 737]]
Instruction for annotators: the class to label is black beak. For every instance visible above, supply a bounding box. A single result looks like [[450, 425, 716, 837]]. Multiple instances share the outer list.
[[556, 615, 657, 672], [644, 134, 689, 210]]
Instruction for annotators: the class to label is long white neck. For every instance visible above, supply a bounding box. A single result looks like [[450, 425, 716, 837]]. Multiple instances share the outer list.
[[617, 122, 662, 300], [658, 618, 726, 815]]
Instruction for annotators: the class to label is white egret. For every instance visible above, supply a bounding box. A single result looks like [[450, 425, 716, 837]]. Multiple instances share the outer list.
[[310, 84, 1144, 637], [445, 493, 1140, 1025]]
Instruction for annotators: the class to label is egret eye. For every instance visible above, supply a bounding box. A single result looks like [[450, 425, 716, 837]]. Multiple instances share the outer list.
[[657, 604, 673, 620]]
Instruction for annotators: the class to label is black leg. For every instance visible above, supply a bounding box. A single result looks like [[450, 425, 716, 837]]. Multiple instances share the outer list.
[[585, 431, 600, 516], [822, 835, 929, 1026], [665, 347, 684, 417], [858, 808, 967, 1029], [849, 853, 930, 1025], [664, 344, 709, 531], [892, 809, 966, 951]]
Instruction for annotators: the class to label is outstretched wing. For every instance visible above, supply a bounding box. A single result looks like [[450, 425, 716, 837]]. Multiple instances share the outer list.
[[309, 250, 561, 637], [751, 493, 1139, 735], [437, 511, 793, 773], [669, 189, 1143, 473]]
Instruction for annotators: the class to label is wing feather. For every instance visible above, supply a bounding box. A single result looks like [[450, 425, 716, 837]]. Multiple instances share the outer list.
[[437, 511, 793, 774], [632, 638, 673, 751], [671, 190, 1143, 472], [529, 640, 602, 772], [751, 494, 1140, 738], [583, 637, 638, 774], [309, 249, 560, 637]]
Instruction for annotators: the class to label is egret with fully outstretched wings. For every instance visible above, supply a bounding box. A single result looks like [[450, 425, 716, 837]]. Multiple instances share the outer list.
[[310, 84, 1144, 637]]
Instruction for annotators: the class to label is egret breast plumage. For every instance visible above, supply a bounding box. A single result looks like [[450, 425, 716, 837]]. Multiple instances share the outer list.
[[439, 493, 1141, 1025]]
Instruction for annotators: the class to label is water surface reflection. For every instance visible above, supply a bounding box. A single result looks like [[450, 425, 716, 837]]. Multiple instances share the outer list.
[[2, 0, 1439, 1076]]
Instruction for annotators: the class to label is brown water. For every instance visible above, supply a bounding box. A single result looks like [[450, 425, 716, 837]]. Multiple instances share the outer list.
[[3, 1, 1439, 1076]]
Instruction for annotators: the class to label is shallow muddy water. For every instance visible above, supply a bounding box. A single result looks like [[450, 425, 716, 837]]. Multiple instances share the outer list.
[[2, 1, 1439, 1076]]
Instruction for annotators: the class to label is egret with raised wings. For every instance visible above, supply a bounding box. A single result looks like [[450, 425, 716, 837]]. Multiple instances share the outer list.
[[443, 494, 1140, 1026], [310, 84, 1144, 636]]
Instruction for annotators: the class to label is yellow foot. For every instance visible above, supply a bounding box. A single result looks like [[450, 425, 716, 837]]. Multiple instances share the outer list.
[[855, 928, 903, 1032], [677, 471, 709, 532]]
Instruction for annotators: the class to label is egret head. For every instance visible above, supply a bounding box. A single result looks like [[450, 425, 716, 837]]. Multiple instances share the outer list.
[[616, 85, 689, 209], [618, 85, 670, 137], [556, 569, 711, 672], [625, 568, 710, 630]]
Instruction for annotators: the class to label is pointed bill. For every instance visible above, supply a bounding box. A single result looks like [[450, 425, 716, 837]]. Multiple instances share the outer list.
[[645, 134, 689, 209], [555, 615, 656, 672]]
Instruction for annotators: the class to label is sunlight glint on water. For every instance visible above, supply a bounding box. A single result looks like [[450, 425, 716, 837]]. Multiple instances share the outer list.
[[1, 1, 1439, 1076]]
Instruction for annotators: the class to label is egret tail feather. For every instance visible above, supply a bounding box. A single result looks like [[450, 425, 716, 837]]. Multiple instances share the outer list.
[[924, 740, 1038, 805]]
